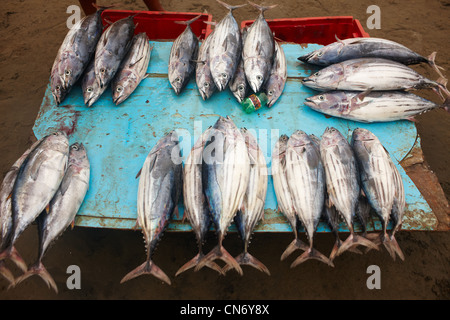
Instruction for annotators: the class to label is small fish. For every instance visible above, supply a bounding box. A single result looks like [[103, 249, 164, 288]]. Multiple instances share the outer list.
[[224, 128, 269, 275], [94, 15, 136, 89], [209, 0, 246, 91], [304, 90, 450, 123], [196, 29, 217, 100], [121, 131, 182, 285], [320, 127, 378, 258], [168, 15, 201, 95], [285, 130, 333, 267], [229, 27, 249, 103], [243, 2, 277, 93], [264, 41, 287, 107], [81, 59, 106, 107], [14, 143, 90, 293], [112, 33, 152, 105], [298, 37, 445, 79]]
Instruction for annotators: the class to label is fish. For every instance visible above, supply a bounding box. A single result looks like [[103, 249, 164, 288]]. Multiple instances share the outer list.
[[285, 130, 333, 267], [50, 5, 107, 105], [209, 0, 246, 91], [195, 116, 250, 275], [14, 143, 90, 293], [264, 41, 287, 107], [195, 28, 217, 100], [112, 33, 152, 105], [168, 15, 201, 95], [121, 131, 183, 285], [298, 37, 445, 78], [0, 132, 69, 266], [351, 128, 400, 258], [301, 58, 450, 102], [242, 2, 277, 93], [272, 135, 308, 261], [229, 27, 249, 103], [175, 127, 222, 276], [304, 89, 450, 123], [81, 59, 106, 107], [319, 127, 378, 258], [223, 128, 270, 275], [0, 138, 44, 284], [94, 15, 136, 89]]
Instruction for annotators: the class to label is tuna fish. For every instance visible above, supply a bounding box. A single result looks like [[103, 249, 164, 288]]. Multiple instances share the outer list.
[[0, 138, 44, 284], [264, 41, 287, 107], [195, 116, 250, 275], [285, 130, 333, 267], [209, 0, 246, 91], [14, 143, 90, 293], [0, 132, 69, 267], [229, 27, 249, 103], [304, 90, 450, 123], [196, 29, 217, 100], [50, 5, 107, 105], [168, 15, 201, 95], [298, 37, 445, 78], [176, 127, 222, 276], [301, 58, 450, 102], [272, 135, 308, 261], [243, 2, 277, 93], [351, 128, 401, 258], [81, 59, 106, 107], [223, 128, 269, 275], [121, 131, 182, 285], [320, 127, 378, 258], [94, 15, 136, 89], [112, 33, 152, 105]]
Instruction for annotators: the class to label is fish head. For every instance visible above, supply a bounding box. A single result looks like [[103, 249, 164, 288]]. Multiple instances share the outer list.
[[273, 134, 289, 158], [302, 65, 343, 90], [297, 43, 341, 66], [51, 75, 68, 105], [352, 128, 376, 142], [288, 130, 310, 148], [112, 72, 138, 105], [168, 62, 190, 95], [196, 66, 216, 100], [210, 59, 235, 91], [265, 75, 284, 107], [230, 80, 248, 103], [82, 74, 105, 107], [244, 57, 271, 93], [69, 142, 90, 168], [320, 127, 345, 149], [60, 56, 84, 90], [46, 131, 70, 152], [304, 91, 348, 113]]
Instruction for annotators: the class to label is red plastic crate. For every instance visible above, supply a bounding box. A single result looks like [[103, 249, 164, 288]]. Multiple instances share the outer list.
[[241, 16, 370, 45], [101, 10, 213, 41]]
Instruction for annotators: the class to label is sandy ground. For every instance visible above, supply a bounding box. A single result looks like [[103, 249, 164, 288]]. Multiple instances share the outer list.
[[0, 0, 449, 301]]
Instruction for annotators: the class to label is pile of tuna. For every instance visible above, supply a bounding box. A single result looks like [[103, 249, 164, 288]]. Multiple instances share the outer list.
[[51, 5, 152, 107], [300, 37, 450, 122], [168, 0, 287, 107], [0, 132, 90, 293]]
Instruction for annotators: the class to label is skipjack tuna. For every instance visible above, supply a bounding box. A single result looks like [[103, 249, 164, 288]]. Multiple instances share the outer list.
[[304, 90, 450, 123]]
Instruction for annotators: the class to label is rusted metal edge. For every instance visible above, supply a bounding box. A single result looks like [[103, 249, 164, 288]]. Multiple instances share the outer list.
[[400, 134, 450, 231]]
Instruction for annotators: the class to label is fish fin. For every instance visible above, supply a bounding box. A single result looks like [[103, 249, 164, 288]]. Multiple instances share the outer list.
[[329, 239, 363, 261], [427, 52, 446, 79], [336, 233, 379, 257], [6, 193, 12, 201], [129, 56, 144, 68], [195, 245, 243, 276], [223, 252, 271, 275], [203, 21, 217, 26], [174, 14, 202, 26], [70, 219, 75, 230], [247, 1, 277, 13], [45, 203, 50, 214], [59, 175, 72, 196], [29, 151, 48, 180], [133, 219, 140, 231], [175, 252, 224, 276], [135, 168, 142, 179], [14, 261, 58, 293], [406, 116, 418, 123], [143, 73, 151, 79], [0, 261, 15, 286], [120, 260, 171, 285], [354, 87, 373, 101], [217, 0, 247, 11], [290, 247, 335, 268], [435, 76, 450, 101], [280, 238, 309, 261], [92, 3, 116, 12]]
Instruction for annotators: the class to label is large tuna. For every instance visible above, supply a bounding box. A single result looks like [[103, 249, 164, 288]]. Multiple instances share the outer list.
[[196, 29, 217, 100], [264, 41, 287, 107]]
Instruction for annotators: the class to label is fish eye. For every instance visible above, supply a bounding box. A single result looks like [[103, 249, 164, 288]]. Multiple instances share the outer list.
[[222, 73, 228, 79], [256, 75, 262, 81], [317, 52, 323, 57], [313, 71, 320, 76], [87, 87, 93, 93], [175, 77, 180, 82], [238, 85, 244, 91], [100, 68, 105, 74], [56, 85, 61, 90], [318, 95, 325, 101], [71, 144, 79, 150], [65, 70, 71, 76], [116, 86, 123, 92], [204, 82, 209, 88], [268, 90, 273, 95]]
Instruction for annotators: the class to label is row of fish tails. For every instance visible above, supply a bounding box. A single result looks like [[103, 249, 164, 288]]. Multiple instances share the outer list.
[[0, 132, 90, 293], [272, 126, 405, 268]]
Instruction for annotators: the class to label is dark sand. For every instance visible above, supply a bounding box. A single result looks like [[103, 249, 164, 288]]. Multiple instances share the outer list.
[[0, 0, 449, 300]]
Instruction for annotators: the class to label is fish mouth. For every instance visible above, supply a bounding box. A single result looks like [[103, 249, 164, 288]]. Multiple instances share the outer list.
[[303, 97, 317, 109], [302, 77, 314, 83], [249, 80, 262, 94], [199, 89, 208, 100], [297, 53, 312, 63]]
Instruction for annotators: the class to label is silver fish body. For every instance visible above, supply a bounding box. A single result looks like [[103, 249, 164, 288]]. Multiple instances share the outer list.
[[51, 8, 105, 105], [121, 131, 182, 285], [302, 58, 444, 92], [243, 2, 276, 93], [112, 33, 152, 105], [168, 16, 200, 95], [14, 143, 90, 293], [229, 28, 249, 103], [265, 41, 287, 107], [305, 90, 443, 123], [196, 30, 217, 100], [209, 1, 245, 91], [81, 59, 106, 107], [94, 15, 136, 89]]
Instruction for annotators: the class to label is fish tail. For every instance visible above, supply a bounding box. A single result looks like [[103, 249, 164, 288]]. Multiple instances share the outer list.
[[14, 261, 58, 293], [195, 244, 243, 276], [435, 76, 450, 102], [0, 260, 15, 286], [363, 232, 383, 253], [175, 252, 223, 276], [280, 237, 308, 261], [92, 3, 116, 13], [223, 251, 271, 275], [427, 52, 446, 79], [0, 245, 27, 273], [120, 260, 171, 285], [216, 0, 247, 11], [174, 14, 202, 26], [329, 238, 362, 261], [247, 1, 278, 13], [442, 96, 450, 113], [290, 247, 335, 268], [336, 233, 380, 257], [386, 234, 405, 261]]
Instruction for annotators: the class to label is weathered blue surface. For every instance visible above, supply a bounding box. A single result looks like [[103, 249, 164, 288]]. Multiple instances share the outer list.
[[33, 41, 437, 232]]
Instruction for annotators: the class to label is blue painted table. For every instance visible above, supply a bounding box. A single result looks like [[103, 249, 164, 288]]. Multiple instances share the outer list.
[[32, 41, 438, 233]]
